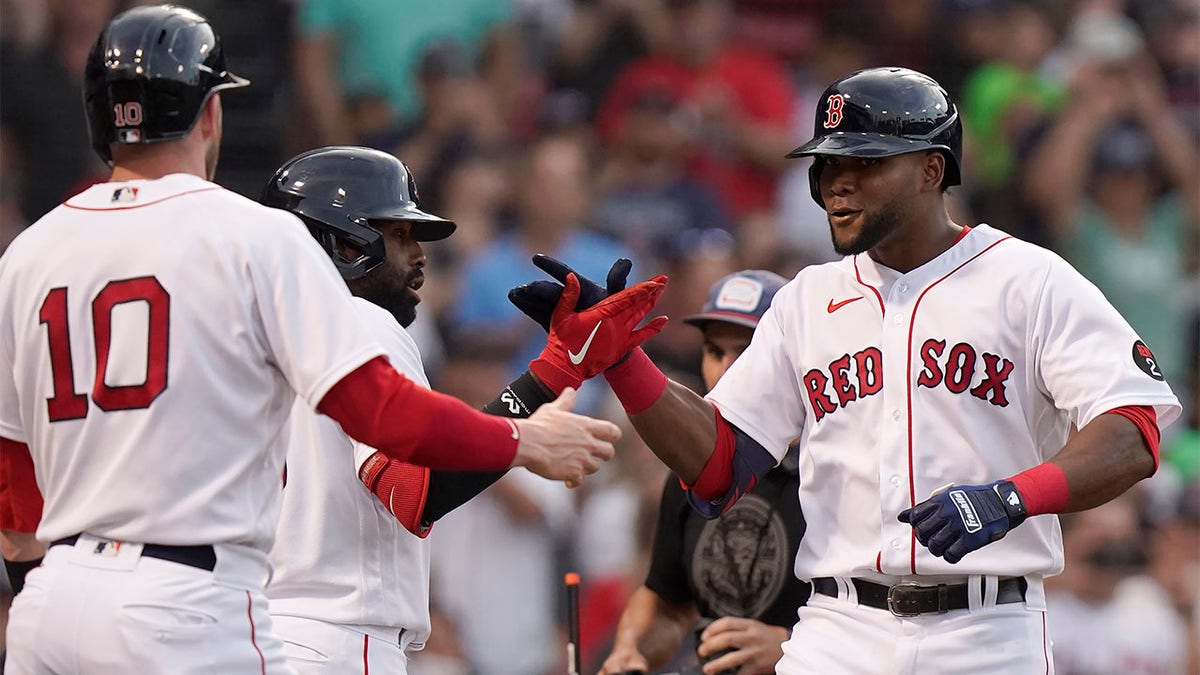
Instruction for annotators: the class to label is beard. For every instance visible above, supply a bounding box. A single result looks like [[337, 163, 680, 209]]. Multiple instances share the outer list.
[[830, 198, 904, 256], [347, 262, 420, 327]]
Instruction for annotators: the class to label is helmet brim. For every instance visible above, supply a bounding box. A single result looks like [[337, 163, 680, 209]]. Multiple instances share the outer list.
[[787, 132, 934, 159], [366, 207, 457, 242]]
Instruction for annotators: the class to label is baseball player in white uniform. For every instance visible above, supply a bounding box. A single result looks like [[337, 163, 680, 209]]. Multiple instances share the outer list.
[[260, 146, 618, 673], [0, 6, 624, 674], [510, 67, 1182, 674]]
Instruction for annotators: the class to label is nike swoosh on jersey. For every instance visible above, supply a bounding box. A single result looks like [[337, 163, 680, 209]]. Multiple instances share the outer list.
[[568, 321, 603, 365], [827, 296, 864, 313]]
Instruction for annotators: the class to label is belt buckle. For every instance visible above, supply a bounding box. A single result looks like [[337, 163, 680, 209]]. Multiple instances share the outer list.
[[887, 582, 924, 617]]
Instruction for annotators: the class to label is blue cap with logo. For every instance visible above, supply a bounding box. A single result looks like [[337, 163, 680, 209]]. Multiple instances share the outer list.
[[683, 270, 788, 330]]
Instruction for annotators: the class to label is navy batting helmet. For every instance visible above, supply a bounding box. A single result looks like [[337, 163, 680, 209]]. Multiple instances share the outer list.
[[84, 5, 249, 164], [787, 67, 962, 207], [261, 146, 456, 280]]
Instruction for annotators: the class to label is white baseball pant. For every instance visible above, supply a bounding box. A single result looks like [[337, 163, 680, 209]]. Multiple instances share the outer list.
[[6, 534, 291, 674], [272, 615, 411, 674]]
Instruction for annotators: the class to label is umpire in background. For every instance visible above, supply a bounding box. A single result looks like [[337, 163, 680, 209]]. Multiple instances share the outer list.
[[599, 271, 809, 675]]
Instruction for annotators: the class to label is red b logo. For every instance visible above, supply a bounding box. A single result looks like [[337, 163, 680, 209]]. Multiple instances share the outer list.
[[823, 94, 845, 129]]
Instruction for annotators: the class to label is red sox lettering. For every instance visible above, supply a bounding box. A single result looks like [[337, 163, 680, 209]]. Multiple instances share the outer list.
[[803, 340, 1015, 421]]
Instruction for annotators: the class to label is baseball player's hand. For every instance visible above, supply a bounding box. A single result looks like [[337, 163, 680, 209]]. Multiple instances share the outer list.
[[597, 644, 649, 675], [512, 387, 619, 487], [528, 273, 668, 394], [898, 480, 1028, 564], [697, 617, 788, 675], [508, 254, 633, 333]]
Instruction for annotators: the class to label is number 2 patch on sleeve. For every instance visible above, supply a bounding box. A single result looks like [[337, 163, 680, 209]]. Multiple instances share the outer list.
[[1132, 340, 1164, 381]]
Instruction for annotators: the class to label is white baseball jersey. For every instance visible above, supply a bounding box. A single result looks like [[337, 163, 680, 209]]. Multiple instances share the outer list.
[[0, 173, 386, 552], [706, 224, 1181, 582], [268, 298, 433, 646]]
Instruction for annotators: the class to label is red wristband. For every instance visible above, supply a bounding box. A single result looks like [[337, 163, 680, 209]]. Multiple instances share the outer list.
[[603, 348, 668, 415], [1007, 462, 1070, 516]]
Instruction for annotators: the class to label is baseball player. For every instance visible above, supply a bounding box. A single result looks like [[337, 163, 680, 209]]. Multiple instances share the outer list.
[[258, 146, 651, 673], [590, 270, 810, 675], [512, 67, 1182, 673], [0, 5, 628, 673]]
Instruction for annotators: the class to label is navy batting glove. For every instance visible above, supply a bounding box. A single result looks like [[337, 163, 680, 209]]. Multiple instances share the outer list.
[[508, 254, 632, 333], [897, 480, 1028, 564]]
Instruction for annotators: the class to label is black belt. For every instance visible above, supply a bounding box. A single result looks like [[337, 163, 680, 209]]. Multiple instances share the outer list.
[[812, 576, 1027, 617], [52, 535, 217, 572]]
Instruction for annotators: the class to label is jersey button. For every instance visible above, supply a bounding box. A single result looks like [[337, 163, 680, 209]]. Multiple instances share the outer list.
[[890, 475, 901, 487], [892, 409, 901, 421], [898, 283, 909, 293], [891, 539, 902, 549], [892, 314, 904, 325]]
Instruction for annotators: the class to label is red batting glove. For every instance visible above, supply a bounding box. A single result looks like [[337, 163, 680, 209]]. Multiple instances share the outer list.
[[530, 273, 669, 394]]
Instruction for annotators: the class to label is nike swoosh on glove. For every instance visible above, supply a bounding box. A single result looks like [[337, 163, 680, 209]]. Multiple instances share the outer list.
[[529, 273, 668, 394], [897, 480, 1028, 564], [508, 254, 633, 333]]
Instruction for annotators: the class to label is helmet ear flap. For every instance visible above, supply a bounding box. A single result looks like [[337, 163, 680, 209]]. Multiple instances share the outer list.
[[808, 159, 825, 209]]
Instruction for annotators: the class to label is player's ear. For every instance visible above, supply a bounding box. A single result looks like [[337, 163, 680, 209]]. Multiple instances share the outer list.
[[197, 94, 222, 140], [921, 151, 945, 193]]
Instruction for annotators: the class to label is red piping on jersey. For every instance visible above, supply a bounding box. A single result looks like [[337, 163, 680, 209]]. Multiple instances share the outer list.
[[905, 235, 1012, 574], [62, 186, 222, 211], [852, 257, 886, 315], [246, 591, 266, 675], [874, 551, 882, 574], [363, 634, 370, 674]]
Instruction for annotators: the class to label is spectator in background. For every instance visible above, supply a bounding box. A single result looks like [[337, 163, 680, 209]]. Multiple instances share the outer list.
[[1024, 52, 1200, 388], [600, 270, 809, 675], [591, 79, 733, 267], [552, 0, 676, 118], [958, 0, 1064, 238], [1143, 2, 1199, 139], [425, 345, 577, 675], [388, 40, 509, 185], [292, 0, 518, 144], [596, 0, 794, 219], [0, 0, 112, 224], [448, 134, 635, 379], [1047, 497, 1191, 675], [573, 400, 672, 671]]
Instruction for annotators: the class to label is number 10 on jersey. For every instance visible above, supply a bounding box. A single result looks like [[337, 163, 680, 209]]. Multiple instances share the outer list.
[[38, 276, 170, 421]]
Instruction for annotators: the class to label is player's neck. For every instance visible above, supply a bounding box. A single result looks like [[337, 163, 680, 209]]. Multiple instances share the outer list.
[[868, 210, 962, 273], [109, 147, 209, 183]]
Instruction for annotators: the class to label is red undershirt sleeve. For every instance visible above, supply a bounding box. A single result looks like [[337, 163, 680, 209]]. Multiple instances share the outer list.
[[1104, 404, 1161, 470], [0, 437, 42, 533], [318, 357, 518, 471]]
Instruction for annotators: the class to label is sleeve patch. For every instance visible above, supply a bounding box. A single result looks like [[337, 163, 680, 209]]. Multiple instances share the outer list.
[[1132, 340, 1164, 381]]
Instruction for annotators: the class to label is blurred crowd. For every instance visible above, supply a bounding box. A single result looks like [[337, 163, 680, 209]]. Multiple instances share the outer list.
[[1, 0, 1197, 673]]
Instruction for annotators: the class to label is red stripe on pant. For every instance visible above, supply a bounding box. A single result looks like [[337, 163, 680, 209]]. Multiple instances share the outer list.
[[363, 634, 370, 674], [246, 591, 266, 675]]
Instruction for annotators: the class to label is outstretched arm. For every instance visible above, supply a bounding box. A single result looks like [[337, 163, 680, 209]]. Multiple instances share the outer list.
[[510, 255, 777, 517]]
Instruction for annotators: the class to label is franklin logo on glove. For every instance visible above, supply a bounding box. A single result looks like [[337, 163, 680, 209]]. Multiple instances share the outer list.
[[949, 490, 981, 533]]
